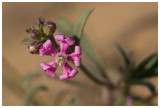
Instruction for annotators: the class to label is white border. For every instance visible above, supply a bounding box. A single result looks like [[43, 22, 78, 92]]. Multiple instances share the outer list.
[[1, 0, 159, 107]]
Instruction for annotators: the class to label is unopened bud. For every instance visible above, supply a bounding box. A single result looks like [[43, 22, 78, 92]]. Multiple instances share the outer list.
[[26, 23, 38, 34], [29, 29, 40, 39], [26, 28, 31, 33], [43, 21, 56, 36], [28, 41, 43, 54], [34, 18, 44, 30]]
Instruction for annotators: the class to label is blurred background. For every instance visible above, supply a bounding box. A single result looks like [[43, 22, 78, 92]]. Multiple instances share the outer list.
[[2, 2, 158, 106]]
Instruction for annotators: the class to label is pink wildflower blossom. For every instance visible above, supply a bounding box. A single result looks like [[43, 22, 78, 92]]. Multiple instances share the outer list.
[[39, 34, 82, 80]]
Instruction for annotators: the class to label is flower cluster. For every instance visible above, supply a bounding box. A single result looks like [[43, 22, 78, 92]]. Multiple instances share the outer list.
[[26, 17, 57, 54], [39, 34, 82, 80]]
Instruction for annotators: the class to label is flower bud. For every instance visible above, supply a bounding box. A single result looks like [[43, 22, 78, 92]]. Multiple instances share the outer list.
[[34, 18, 44, 30], [28, 41, 44, 54], [29, 29, 40, 39], [26, 28, 31, 33], [43, 21, 56, 36]]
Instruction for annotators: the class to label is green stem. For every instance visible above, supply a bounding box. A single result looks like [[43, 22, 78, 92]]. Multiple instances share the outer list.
[[79, 64, 114, 88], [125, 89, 133, 106]]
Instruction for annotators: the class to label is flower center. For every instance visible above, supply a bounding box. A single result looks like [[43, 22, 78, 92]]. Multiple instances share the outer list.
[[55, 52, 68, 67]]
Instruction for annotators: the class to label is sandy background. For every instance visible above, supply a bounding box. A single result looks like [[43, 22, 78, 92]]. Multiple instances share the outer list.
[[2, 2, 158, 106]]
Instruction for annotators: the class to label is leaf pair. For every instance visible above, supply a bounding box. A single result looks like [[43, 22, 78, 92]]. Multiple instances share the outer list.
[[135, 53, 158, 79], [115, 44, 157, 94]]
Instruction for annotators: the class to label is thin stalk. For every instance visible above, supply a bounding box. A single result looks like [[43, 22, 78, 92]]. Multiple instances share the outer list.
[[125, 88, 133, 106], [79, 64, 114, 88], [126, 94, 133, 106]]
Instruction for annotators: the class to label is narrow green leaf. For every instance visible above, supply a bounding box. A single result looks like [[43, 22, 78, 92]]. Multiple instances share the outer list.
[[133, 53, 158, 79], [137, 68, 158, 79], [21, 72, 43, 86], [24, 85, 47, 106], [55, 18, 73, 36], [21, 38, 34, 45], [73, 8, 94, 38], [137, 53, 158, 72], [115, 44, 130, 66], [129, 80, 155, 94], [115, 44, 132, 82], [53, 90, 70, 106], [80, 35, 107, 77], [66, 99, 79, 106]]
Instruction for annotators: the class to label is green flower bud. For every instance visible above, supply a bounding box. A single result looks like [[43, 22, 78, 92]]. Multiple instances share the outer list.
[[34, 17, 44, 30], [26, 25, 35, 34], [43, 21, 56, 36], [29, 29, 40, 39]]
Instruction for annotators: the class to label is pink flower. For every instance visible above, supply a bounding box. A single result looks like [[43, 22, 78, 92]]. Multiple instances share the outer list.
[[39, 34, 82, 80]]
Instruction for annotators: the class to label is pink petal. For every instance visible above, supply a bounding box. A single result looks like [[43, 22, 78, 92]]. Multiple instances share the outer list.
[[47, 61, 57, 68], [59, 73, 69, 81], [60, 63, 76, 80], [43, 39, 52, 49], [39, 39, 56, 56], [55, 34, 65, 41], [40, 62, 57, 78], [74, 56, 81, 67], [56, 35, 75, 53], [60, 41, 70, 53], [75, 46, 82, 56], [46, 69, 52, 76], [40, 62, 51, 70], [67, 46, 82, 60], [69, 69, 79, 79], [51, 53, 56, 57], [55, 34, 69, 52], [39, 46, 46, 56], [67, 55, 74, 61], [51, 72, 56, 78], [62, 63, 73, 74], [65, 37, 75, 45]]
